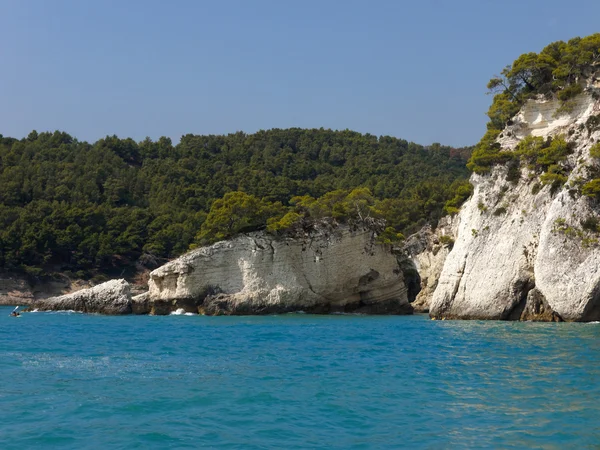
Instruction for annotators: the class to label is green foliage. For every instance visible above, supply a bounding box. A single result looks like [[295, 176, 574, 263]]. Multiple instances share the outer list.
[[0, 129, 472, 276], [466, 129, 510, 173], [439, 235, 454, 246], [443, 180, 474, 215], [514, 136, 546, 164], [266, 211, 302, 234], [589, 142, 600, 159], [556, 83, 584, 102], [505, 161, 521, 184], [444, 206, 460, 215], [493, 207, 507, 216], [581, 216, 600, 232], [586, 115, 600, 135], [375, 227, 405, 245], [540, 167, 568, 196], [468, 33, 600, 173], [582, 179, 600, 199], [194, 192, 285, 245], [534, 137, 572, 169], [552, 215, 600, 248]]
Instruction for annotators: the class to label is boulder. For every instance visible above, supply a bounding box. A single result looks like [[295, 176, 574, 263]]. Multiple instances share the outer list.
[[28, 279, 132, 315]]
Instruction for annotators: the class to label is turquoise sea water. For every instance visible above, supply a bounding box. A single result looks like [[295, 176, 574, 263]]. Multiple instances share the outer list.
[[1, 306, 600, 449]]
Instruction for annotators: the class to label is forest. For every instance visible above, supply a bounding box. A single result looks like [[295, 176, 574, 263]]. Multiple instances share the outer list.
[[0, 128, 471, 279]]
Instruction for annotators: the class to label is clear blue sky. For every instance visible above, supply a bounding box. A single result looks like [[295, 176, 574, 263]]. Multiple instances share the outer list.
[[1, 0, 599, 147]]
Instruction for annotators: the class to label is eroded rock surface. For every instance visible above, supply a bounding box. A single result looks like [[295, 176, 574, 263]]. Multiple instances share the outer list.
[[430, 86, 600, 321], [402, 217, 456, 313], [28, 279, 132, 315], [0, 274, 35, 306], [148, 226, 411, 315]]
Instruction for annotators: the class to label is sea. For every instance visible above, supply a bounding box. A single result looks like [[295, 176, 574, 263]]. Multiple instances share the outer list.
[[1, 306, 599, 449]]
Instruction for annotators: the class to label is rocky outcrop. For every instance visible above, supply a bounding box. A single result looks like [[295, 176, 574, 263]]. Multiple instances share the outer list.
[[430, 85, 600, 321], [131, 292, 152, 315], [148, 225, 412, 315], [508, 288, 562, 322], [27, 279, 133, 315], [402, 217, 456, 313]]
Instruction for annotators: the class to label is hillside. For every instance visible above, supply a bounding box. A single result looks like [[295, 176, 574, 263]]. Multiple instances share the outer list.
[[0, 128, 471, 279]]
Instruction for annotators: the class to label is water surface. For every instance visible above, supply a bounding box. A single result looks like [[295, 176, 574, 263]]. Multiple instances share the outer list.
[[1, 307, 599, 448]]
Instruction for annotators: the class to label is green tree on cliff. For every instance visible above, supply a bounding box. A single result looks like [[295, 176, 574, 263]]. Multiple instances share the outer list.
[[469, 33, 600, 174]]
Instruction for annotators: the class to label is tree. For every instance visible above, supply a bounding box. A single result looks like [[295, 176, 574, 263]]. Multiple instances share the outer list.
[[194, 192, 285, 245]]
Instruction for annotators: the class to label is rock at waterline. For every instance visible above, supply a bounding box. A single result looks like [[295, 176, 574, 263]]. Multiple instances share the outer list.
[[27, 279, 133, 315]]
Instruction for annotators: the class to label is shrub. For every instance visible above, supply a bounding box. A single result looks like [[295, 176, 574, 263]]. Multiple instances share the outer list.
[[586, 115, 600, 135], [467, 129, 510, 173], [444, 181, 474, 215], [506, 161, 521, 184], [376, 227, 405, 245], [444, 206, 460, 216], [439, 235, 454, 246], [582, 179, 600, 198], [581, 216, 600, 232], [540, 164, 568, 195], [266, 211, 302, 233], [557, 83, 584, 102], [515, 136, 545, 164], [535, 136, 572, 170], [589, 142, 600, 159]]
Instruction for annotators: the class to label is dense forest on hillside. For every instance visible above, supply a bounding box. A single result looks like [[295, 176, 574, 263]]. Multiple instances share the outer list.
[[0, 128, 471, 278]]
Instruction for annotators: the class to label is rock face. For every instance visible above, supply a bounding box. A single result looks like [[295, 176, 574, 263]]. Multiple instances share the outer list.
[[0, 272, 94, 306], [402, 217, 456, 313], [0, 274, 35, 306], [430, 86, 600, 321], [148, 226, 412, 315], [29, 279, 133, 315]]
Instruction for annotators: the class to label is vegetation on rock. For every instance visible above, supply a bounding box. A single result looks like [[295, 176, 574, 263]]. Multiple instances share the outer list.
[[468, 33, 600, 174], [0, 129, 471, 277]]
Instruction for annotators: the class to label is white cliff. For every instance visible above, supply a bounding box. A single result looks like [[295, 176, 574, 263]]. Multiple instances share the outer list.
[[430, 87, 600, 321], [147, 225, 411, 315]]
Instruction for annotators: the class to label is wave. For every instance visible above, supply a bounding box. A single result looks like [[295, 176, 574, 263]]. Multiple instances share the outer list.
[[170, 308, 197, 316]]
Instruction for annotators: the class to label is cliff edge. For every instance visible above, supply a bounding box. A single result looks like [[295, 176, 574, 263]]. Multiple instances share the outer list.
[[430, 84, 600, 321]]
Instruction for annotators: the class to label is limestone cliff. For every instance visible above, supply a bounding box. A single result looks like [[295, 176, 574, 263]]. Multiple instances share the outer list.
[[430, 84, 600, 321], [148, 225, 412, 315]]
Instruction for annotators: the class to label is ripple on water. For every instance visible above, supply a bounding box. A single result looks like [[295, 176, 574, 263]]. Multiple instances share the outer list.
[[1, 308, 600, 448]]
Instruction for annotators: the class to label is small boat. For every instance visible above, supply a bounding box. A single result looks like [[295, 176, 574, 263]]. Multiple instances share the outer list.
[[9, 306, 21, 317]]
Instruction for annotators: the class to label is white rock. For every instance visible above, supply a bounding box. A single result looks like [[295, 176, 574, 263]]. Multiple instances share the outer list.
[[29, 279, 132, 315], [431, 89, 600, 321], [404, 217, 457, 313], [148, 226, 410, 315]]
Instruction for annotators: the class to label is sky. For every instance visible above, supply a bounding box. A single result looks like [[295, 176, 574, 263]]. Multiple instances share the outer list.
[[1, 0, 599, 147]]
